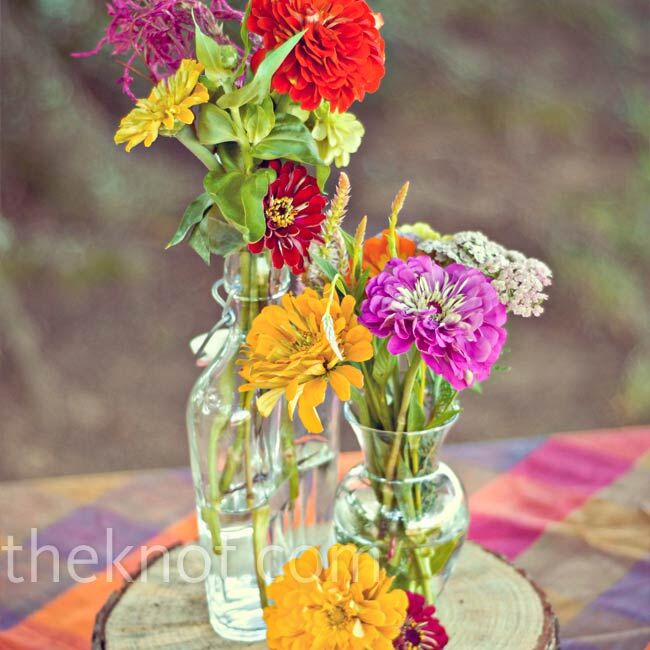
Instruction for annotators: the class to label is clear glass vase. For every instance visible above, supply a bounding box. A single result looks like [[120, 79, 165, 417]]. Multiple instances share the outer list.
[[187, 252, 290, 643], [334, 403, 469, 604], [270, 391, 340, 552]]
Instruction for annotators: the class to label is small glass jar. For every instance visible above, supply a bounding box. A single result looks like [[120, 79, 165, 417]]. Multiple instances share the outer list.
[[334, 403, 469, 603]]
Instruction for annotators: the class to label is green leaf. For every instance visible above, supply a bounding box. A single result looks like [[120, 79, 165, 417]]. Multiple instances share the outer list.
[[407, 392, 426, 431], [187, 208, 247, 264], [372, 338, 395, 383], [204, 168, 276, 244], [166, 193, 213, 248], [252, 114, 324, 166], [216, 142, 244, 172], [202, 207, 246, 256], [195, 22, 238, 86], [341, 229, 355, 259], [218, 30, 305, 110], [316, 164, 331, 192], [427, 537, 463, 574], [243, 97, 276, 146], [198, 74, 218, 94], [204, 170, 247, 234], [311, 252, 338, 281], [353, 268, 370, 305], [311, 253, 349, 294], [241, 168, 276, 243], [197, 104, 238, 145], [428, 377, 459, 428], [188, 221, 211, 264]]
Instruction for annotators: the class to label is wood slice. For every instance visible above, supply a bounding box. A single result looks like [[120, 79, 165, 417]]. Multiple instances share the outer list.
[[94, 542, 558, 650]]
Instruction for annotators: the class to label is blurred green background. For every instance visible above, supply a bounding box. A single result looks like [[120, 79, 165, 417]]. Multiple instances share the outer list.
[[1, 0, 648, 480]]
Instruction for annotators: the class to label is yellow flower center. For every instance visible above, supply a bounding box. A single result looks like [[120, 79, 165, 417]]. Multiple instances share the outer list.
[[292, 332, 316, 352], [267, 196, 297, 227], [326, 604, 352, 630]]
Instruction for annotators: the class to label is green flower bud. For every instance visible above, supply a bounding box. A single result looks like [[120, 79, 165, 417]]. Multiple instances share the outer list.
[[311, 102, 365, 168]]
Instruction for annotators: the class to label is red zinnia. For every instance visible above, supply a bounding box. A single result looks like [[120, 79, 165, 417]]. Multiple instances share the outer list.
[[393, 592, 449, 649], [249, 161, 327, 273], [248, 0, 385, 112]]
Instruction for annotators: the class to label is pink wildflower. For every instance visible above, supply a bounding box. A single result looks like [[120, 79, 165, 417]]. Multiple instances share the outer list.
[[72, 1, 244, 100]]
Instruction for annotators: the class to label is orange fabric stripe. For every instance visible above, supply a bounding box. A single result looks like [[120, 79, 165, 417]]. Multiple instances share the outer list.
[[1, 514, 198, 648]]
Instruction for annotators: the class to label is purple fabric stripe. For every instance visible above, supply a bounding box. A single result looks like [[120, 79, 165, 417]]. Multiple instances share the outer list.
[[444, 435, 547, 472], [588, 557, 650, 623], [562, 642, 600, 650], [0, 505, 160, 629], [0, 608, 24, 630], [96, 468, 194, 523]]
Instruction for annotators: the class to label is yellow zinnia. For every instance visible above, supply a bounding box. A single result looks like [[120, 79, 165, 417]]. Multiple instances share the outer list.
[[264, 545, 408, 650], [114, 59, 209, 152], [239, 288, 373, 433]]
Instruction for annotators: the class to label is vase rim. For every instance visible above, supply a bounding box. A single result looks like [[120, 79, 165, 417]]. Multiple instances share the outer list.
[[211, 278, 289, 304], [343, 401, 459, 436]]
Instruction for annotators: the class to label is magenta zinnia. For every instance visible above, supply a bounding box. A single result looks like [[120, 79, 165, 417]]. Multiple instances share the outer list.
[[72, 0, 243, 99], [360, 256, 507, 390], [393, 592, 449, 649], [248, 161, 327, 274]]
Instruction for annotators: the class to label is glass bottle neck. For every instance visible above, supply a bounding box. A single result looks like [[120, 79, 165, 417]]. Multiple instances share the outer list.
[[220, 251, 290, 335], [344, 403, 458, 480]]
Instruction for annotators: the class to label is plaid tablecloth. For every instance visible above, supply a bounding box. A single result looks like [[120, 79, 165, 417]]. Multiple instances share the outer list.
[[1, 426, 649, 650]]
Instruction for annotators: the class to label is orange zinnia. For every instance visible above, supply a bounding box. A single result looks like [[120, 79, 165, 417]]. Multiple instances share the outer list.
[[362, 229, 416, 277], [239, 288, 373, 433], [264, 545, 408, 650]]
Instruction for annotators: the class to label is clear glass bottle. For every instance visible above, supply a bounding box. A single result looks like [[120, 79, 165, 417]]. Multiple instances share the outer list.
[[186, 251, 289, 643], [334, 403, 469, 604], [270, 391, 340, 552]]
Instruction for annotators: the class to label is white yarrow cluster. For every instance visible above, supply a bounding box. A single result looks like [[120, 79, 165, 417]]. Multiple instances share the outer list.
[[418, 231, 552, 317]]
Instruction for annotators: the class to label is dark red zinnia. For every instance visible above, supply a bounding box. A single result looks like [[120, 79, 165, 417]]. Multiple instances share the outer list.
[[393, 592, 449, 649], [248, 161, 327, 273], [248, 0, 385, 112]]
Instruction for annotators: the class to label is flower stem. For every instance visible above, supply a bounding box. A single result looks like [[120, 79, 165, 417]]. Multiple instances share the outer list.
[[230, 107, 253, 173], [205, 411, 230, 554], [362, 366, 392, 431], [414, 548, 436, 604], [280, 408, 300, 502], [175, 126, 219, 170], [396, 356, 420, 435], [251, 503, 270, 609], [380, 355, 420, 525]]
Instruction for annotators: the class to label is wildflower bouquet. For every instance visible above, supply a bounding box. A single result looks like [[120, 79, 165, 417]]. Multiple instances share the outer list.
[[78, 0, 553, 642], [240, 179, 552, 601]]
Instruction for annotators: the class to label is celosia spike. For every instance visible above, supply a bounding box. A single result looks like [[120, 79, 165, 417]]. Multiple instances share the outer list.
[[391, 181, 410, 217], [387, 181, 410, 258], [329, 172, 351, 224], [303, 172, 351, 291], [353, 215, 368, 276], [322, 172, 351, 246]]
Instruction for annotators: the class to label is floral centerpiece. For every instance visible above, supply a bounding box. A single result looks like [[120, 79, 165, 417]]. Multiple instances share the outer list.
[[77, 0, 552, 645], [240, 181, 552, 602]]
